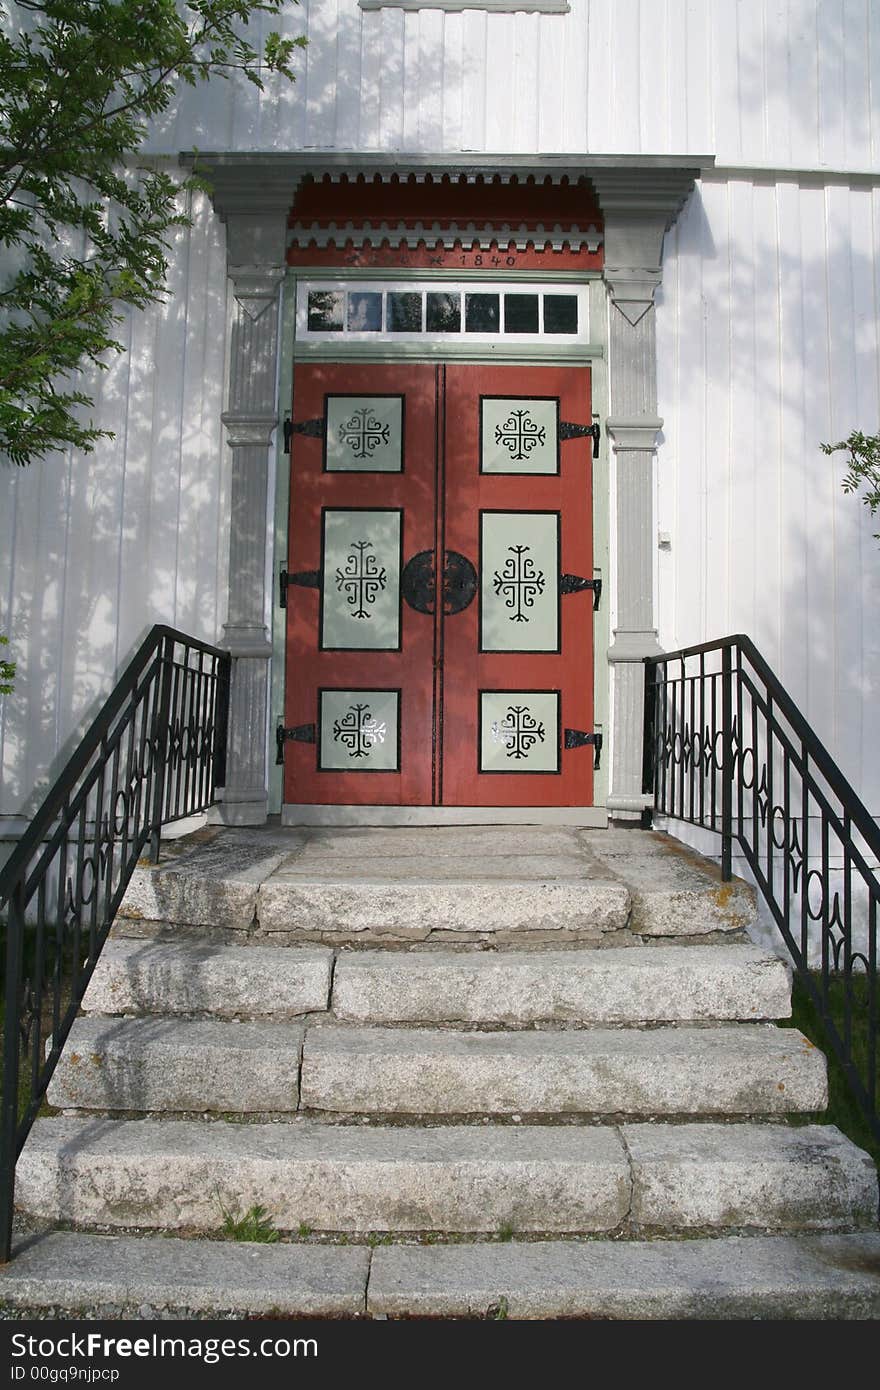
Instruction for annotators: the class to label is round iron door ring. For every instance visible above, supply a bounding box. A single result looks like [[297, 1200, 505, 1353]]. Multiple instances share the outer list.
[[401, 550, 478, 615]]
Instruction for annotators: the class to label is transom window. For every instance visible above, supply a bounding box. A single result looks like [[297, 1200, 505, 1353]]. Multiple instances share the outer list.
[[297, 281, 589, 346]]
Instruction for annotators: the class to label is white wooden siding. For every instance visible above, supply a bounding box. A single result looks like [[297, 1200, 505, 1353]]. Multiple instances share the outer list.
[[144, 0, 879, 169], [0, 193, 231, 821], [655, 175, 880, 812]]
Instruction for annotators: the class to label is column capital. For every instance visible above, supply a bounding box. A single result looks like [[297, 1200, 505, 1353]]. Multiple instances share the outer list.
[[590, 168, 702, 325], [606, 417, 664, 452]]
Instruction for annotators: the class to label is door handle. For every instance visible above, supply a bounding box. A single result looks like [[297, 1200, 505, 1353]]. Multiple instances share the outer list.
[[402, 550, 477, 615]]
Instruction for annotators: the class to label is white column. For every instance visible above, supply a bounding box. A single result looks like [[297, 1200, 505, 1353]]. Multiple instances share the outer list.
[[217, 213, 288, 825]]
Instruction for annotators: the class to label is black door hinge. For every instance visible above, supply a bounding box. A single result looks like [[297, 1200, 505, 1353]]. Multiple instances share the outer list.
[[560, 572, 602, 610], [279, 569, 321, 608], [283, 416, 325, 454], [276, 723, 317, 764], [560, 421, 601, 457], [564, 728, 603, 769]]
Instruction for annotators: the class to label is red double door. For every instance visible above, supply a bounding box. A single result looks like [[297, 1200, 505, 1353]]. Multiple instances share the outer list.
[[283, 363, 596, 807]]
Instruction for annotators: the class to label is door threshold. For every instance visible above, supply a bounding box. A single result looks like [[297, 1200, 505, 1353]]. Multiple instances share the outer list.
[[281, 805, 608, 827]]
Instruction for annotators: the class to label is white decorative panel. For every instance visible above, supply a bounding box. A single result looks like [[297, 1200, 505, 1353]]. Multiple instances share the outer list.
[[321, 509, 402, 650], [319, 690, 400, 771], [480, 691, 560, 773], [481, 398, 559, 474], [325, 395, 404, 472], [480, 511, 559, 652]]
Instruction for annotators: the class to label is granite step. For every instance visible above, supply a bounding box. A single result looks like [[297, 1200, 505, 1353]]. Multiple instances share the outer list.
[[15, 1117, 875, 1236], [331, 944, 792, 1025], [300, 1023, 827, 1117], [367, 1232, 880, 1320], [4, 1230, 880, 1320], [15, 1117, 631, 1234], [48, 1017, 304, 1114], [82, 941, 333, 1019]]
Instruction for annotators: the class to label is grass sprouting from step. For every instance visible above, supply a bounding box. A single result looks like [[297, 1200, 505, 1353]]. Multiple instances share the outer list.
[[779, 970, 879, 1168], [219, 1202, 280, 1243]]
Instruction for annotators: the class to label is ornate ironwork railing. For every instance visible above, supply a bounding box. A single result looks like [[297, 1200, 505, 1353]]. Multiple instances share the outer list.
[[0, 626, 230, 1262], [644, 634, 879, 1143]]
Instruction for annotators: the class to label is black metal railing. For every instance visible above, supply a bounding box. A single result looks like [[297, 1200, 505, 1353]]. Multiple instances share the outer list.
[[0, 626, 231, 1261], [644, 634, 879, 1143]]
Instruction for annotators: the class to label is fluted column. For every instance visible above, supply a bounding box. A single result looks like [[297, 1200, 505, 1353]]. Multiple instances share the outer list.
[[217, 211, 288, 825], [592, 173, 683, 821]]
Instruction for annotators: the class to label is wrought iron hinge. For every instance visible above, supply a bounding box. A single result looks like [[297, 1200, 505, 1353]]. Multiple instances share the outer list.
[[560, 421, 601, 458], [276, 722, 316, 764], [564, 727, 603, 769], [560, 572, 602, 610], [284, 416, 325, 456], [279, 569, 321, 608]]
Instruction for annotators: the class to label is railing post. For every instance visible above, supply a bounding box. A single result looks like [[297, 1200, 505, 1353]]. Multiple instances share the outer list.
[[720, 643, 733, 881], [0, 883, 25, 1264], [641, 659, 657, 814], [149, 635, 175, 865], [213, 654, 231, 792]]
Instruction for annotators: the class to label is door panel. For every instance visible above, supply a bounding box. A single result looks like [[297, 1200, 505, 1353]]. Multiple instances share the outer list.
[[441, 365, 594, 807], [284, 362, 594, 808], [284, 364, 436, 806]]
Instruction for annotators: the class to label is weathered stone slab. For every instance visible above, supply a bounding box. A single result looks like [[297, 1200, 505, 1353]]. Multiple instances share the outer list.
[[47, 1017, 303, 1113], [274, 854, 594, 880], [83, 941, 332, 1019], [119, 833, 299, 929], [258, 878, 629, 938], [300, 1024, 826, 1115], [586, 832, 757, 935], [625, 1122, 879, 1231], [295, 826, 588, 860], [0, 1232, 369, 1318], [367, 1233, 880, 1319], [331, 945, 791, 1025], [15, 1118, 630, 1233]]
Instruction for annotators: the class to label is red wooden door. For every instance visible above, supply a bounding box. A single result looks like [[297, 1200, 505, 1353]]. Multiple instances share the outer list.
[[283, 362, 594, 808]]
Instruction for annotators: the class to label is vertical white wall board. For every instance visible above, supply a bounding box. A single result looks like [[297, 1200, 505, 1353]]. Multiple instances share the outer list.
[[460, 10, 488, 153], [639, 0, 669, 154], [824, 184, 865, 787], [417, 8, 444, 152], [584, 0, 611, 155], [683, 0, 711, 155], [735, 0, 767, 161], [441, 11, 464, 154], [334, 0, 363, 149], [304, 0, 340, 149], [378, 7, 406, 151], [537, 5, 565, 154], [358, 10, 382, 150], [606, 0, 640, 154], [401, 11, 422, 151], [751, 180, 783, 659], [512, 14, 540, 154], [483, 14, 516, 152], [710, 2, 742, 162], [726, 180, 758, 640]]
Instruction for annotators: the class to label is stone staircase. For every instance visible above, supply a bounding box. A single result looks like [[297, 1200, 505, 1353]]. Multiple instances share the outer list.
[[3, 825, 879, 1320]]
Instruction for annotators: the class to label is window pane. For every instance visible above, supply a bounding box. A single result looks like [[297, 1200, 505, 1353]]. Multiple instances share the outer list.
[[307, 291, 344, 332], [426, 292, 461, 332], [543, 294, 578, 334], [504, 294, 539, 334], [347, 291, 383, 332], [465, 293, 500, 333], [387, 292, 423, 332]]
